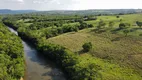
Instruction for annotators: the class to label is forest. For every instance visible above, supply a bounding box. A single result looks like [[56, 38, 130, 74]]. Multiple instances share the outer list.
[[1, 11, 142, 80], [0, 17, 24, 80]]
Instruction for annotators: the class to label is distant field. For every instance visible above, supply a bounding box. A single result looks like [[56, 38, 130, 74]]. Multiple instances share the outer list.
[[85, 14, 142, 26]]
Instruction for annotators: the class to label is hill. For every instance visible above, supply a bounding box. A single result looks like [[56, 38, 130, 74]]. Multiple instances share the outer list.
[[1, 9, 142, 15], [0, 9, 36, 14], [35, 9, 142, 15]]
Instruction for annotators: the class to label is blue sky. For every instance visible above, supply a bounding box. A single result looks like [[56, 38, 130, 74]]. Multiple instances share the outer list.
[[0, 0, 141, 10]]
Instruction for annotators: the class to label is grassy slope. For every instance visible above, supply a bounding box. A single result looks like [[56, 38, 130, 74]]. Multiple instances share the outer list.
[[47, 14, 142, 79], [47, 28, 142, 79]]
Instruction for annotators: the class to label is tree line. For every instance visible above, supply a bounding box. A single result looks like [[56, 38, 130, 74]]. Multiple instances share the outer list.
[[0, 22, 24, 80]]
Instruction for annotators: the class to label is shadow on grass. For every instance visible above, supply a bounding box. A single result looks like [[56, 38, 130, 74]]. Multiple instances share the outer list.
[[130, 28, 142, 32], [90, 29, 107, 34], [111, 28, 122, 34], [77, 50, 87, 55], [111, 37, 123, 42]]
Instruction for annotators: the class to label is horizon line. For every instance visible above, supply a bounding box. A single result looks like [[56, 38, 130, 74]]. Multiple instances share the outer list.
[[0, 8, 142, 11]]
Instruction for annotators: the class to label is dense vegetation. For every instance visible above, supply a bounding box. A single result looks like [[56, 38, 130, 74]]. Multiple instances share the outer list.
[[2, 13, 142, 80], [0, 21, 24, 80]]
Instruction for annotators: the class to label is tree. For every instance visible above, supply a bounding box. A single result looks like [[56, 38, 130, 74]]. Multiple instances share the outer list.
[[119, 23, 126, 29], [116, 15, 120, 18], [73, 25, 79, 32], [0, 23, 24, 80], [78, 19, 84, 24], [57, 27, 63, 34], [54, 23, 62, 27], [82, 42, 92, 52], [109, 21, 114, 28], [123, 29, 129, 36], [136, 21, 142, 28], [119, 23, 130, 29], [79, 22, 88, 29], [88, 24, 94, 28], [97, 20, 106, 30]]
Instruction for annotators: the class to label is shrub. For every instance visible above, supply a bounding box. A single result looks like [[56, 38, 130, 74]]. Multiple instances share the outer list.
[[136, 21, 142, 28], [82, 42, 92, 52], [116, 15, 120, 18], [123, 29, 130, 37], [109, 21, 114, 28], [88, 24, 94, 28], [139, 33, 142, 36], [119, 23, 130, 29], [97, 20, 106, 30]]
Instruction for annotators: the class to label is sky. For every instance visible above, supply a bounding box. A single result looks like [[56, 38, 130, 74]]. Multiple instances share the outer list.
[[0, 0, 142, 10]]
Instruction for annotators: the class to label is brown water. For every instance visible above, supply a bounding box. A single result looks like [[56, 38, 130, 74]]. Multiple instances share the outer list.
[[8, 27, 66, 80]]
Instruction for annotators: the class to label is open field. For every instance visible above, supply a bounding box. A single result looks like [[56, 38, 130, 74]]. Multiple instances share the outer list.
[[86, 14, 142, 26], [47, 14, 142, 76], [47, 28, 142, 74]]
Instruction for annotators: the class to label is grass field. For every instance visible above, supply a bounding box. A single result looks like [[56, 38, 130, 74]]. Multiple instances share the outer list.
[[47, 14, 142, 77], [86, 14, 142, 27], [47, 28, 142, 74]]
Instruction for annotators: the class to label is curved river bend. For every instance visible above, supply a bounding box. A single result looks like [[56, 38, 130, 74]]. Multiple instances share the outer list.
[[7, 27, 66, 80]]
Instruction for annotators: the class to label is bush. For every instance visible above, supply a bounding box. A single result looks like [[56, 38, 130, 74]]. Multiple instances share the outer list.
[[82, 42, 92, 52], [139, 33, 142, 36], [116, 15, 120, 18], [136, 21, 142, 28], [109, 21, 114, 28], [97, 20, 106, 30], [123, 29, 130, 36], [88, 24, 94, 28], [119, 23, 130, 29]]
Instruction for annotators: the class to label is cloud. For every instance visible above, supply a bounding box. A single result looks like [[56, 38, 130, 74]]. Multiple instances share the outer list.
[[17, 0, 24, 2], [33, 0, 44, 4], [32, 0, 61, 5], [32, 0, 48, 4], [5, 0, 24, 3]]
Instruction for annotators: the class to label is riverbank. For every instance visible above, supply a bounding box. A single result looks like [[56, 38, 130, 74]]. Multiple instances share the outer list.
[[7, 25, 66, 80]]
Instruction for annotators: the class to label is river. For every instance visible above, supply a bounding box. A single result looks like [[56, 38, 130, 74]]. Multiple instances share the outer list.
[[7, 27, 66, 80]]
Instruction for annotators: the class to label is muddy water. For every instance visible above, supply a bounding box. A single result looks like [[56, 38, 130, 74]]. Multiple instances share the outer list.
[[7, 27, 66, 80]]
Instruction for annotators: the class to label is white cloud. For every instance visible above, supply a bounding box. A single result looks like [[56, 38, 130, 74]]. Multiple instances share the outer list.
[[50, 0, 60, 4], [71, 0, 142, 10], [5, 0, 24, 3], [33, 0, 43, 4], [12, 0, 24, 3], [17, 0, 24, 2], [33, 0, 61, 5]]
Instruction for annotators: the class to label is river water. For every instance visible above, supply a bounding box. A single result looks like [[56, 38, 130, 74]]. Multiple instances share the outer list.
[[7, 27, 66, 80]]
